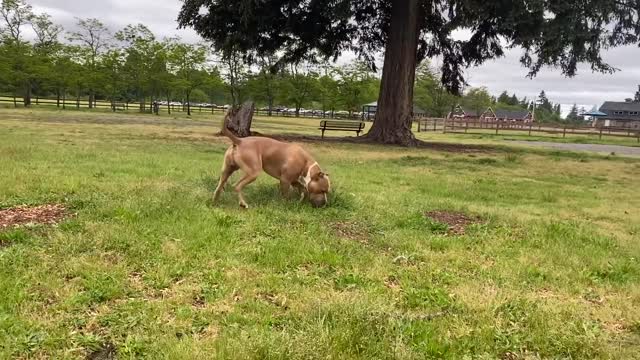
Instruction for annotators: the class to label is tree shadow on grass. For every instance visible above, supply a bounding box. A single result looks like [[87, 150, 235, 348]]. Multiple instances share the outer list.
[[266, 133, 505, 153]]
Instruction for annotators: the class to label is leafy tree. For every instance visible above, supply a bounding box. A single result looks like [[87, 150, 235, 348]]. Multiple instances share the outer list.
[[67, 18, 111, 108], [30, 13, 61, 48], [101, 48, 125, 111], [280, 62, 319, 117], [463, 87, 492, 116], [497, 91, 511, 104], [200, 67, 225, 107], [246, 54, 281, 115], [218, 48, 248, 107], [413, 62, 457, 117], [167, 41, 207, 115], [49, 45, 78, 108], [116, 24, 158, 111], [317, 65, 340, 116], [335, 61, 377, 116], [0, 0, 31, 43], [566, 104, 580, 122], [178, 0, 640, 145]]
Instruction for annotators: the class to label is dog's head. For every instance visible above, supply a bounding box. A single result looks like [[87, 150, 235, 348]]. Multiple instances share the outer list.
[[306, 171, 330, 208]]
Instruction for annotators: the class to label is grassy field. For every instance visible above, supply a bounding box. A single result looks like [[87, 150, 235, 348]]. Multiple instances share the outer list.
[[1, 108, 640, 359]]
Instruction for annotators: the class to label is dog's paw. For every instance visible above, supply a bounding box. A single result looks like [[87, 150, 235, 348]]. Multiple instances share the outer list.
[[239, 201, 249, 209]]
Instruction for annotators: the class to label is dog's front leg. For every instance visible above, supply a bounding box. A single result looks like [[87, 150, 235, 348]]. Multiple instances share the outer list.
[[292, 182, 307, 203], [279, 180, 292, 199]]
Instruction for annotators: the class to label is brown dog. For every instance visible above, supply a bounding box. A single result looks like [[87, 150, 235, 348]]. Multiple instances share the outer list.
[[213, 114, 331, 208]]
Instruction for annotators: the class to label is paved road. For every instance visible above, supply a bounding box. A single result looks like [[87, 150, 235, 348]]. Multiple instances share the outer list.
[[510, 141, 640, 157]]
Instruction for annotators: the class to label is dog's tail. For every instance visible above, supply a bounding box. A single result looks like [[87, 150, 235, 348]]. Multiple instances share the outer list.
[[221, 108, 242, 146]]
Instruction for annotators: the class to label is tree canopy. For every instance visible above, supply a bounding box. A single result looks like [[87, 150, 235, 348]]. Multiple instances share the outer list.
[[178, 0, 640, 95]]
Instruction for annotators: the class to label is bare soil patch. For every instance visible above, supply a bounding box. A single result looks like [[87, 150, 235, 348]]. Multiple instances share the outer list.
[[86, 342, 116, 360], [0, 203, 69, 229], [330, 221, 370, 244], [425, 210, 481, 235]]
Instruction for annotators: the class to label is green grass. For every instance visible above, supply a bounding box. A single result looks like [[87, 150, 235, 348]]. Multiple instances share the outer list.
[[1, 108, 640, 359]]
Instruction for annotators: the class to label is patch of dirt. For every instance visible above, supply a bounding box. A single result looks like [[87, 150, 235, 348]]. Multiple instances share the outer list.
[[0, 203, 69, 229], [255, 291, 289, 309], [425, 210, 481, 235], [384, 275, 401, 291], [330, 221, 370, 244], [86, 342, 116, 360]]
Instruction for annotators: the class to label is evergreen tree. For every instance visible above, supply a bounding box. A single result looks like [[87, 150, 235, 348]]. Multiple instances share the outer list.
[[178, 0, 640, 145]]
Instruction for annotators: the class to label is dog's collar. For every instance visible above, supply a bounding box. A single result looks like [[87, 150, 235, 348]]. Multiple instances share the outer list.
[[299, 162, 319, 190]]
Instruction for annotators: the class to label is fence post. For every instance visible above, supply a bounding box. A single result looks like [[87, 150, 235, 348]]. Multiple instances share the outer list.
[[563, 125, 566, 138], [417, 120, 421, 132], [36, 96, 39, 105], [528, 122, 532, 136], [13, 94, 17, 107], [433, 119, 437, 132], [495, 120, 499, 135], [443, 117, 447, 133]]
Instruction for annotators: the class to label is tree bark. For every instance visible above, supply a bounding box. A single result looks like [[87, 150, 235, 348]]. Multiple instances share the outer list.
[[186, 91, 191, 116], [362, 0, 422, 146], [23, 82, 32, 107], [226, 101, 255, 137]]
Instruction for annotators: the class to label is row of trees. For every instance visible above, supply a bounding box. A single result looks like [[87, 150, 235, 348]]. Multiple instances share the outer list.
[[1, 0, 576, 122], [0, 0, 382, 116]]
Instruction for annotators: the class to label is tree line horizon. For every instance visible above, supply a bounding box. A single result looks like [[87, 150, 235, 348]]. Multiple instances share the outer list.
[[1, 0, 614, 124]]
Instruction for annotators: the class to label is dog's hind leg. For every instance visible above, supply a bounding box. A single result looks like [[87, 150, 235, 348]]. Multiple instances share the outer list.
[[234, 171, 259, 208], [231, 147, 262, 208], [213, 149, 238, 203]]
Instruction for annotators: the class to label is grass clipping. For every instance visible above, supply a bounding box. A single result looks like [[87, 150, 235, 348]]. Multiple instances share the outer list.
[[0, 204, 68, 229]]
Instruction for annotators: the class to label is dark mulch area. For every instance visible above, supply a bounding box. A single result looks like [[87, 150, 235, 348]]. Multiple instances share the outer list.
[[86, 342, 117, 360], [425, 210, 481, 235], [0, 204, 69, 229]]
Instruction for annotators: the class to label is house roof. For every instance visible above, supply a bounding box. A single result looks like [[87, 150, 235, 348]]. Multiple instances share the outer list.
[[494, 109, 531, 119], [599, 101, 640, 112], [454, 106, 482, 117], [599, 101, 640, 120]]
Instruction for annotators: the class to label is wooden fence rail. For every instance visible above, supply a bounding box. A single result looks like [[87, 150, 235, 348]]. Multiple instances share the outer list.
[[415, 118, 640, 142], [0, 96, 364, 120]]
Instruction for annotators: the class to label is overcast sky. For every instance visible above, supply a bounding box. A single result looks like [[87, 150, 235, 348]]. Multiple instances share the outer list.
[[26, 0, 640, 113]]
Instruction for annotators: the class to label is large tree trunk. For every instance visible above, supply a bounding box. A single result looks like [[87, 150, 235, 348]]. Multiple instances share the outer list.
[[226, 101, 255, 137], [362, 0, 422, 146]]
